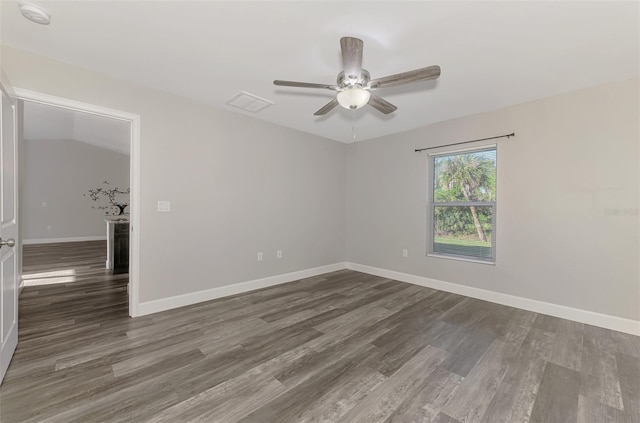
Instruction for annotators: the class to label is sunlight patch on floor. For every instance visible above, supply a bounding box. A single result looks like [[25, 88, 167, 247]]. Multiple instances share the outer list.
[[22, 269, 77, 286]]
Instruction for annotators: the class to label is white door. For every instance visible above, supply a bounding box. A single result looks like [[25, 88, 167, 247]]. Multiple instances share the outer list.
[[0, 71, 19, 385]]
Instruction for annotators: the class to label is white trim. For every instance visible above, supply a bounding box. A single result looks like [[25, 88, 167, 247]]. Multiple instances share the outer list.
[[137, 263, 347, 316], [13, 88, 141, 317], [427, 143, 497, 156], [427, 253, 495, 265], [13, 89, 136, 122], [23, 236, 107, 245], [345, 262, 640, 336]]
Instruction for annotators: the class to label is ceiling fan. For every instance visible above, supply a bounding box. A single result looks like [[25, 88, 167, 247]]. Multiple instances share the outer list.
[[274, 37, 441, 116]]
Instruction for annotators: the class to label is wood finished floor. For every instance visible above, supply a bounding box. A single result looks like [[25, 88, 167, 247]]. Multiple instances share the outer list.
[[1, 242, 639, 422]]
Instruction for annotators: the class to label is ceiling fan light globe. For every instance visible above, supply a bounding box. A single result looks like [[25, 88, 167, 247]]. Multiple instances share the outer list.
[[337, 88, 370, 110]]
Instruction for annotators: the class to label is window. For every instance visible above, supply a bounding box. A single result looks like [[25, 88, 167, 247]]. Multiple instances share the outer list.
[[428, 146, 497, 263]]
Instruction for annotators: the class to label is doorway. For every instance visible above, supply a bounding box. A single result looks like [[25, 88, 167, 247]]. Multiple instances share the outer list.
[[15, 90, 140, 316]]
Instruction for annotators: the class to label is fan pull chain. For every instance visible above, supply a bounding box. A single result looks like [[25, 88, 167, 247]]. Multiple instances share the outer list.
[[351, 110, 357, 141]]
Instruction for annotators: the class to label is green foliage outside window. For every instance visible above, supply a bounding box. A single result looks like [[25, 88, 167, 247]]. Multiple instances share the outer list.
[[431, 148, 496, 259]]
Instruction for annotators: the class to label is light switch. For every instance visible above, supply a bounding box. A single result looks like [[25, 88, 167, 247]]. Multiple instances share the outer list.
[[157, 201, 171, 212]]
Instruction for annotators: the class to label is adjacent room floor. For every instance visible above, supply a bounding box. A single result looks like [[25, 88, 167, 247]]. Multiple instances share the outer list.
[[1, 244, 638, 422]]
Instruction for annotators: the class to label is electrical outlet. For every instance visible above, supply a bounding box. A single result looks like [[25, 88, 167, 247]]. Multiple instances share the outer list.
[[402, 249, 408, 258], [276, 249, 282, 259], [257, 252, 263, 261]]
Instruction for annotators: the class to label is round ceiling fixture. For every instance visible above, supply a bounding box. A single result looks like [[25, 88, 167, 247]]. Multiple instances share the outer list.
[[19, 2, 51, 25], [336, 88, 371, 110]]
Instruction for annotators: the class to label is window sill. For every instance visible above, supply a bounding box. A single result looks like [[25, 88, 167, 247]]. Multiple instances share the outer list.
[[427, 253, 495, 266]]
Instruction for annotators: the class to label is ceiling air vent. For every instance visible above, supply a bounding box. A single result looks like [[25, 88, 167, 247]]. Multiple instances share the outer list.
[[226, 91, 274, 113]]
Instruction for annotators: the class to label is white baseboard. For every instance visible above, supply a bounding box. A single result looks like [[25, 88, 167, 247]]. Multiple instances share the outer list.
[[346, 262, 640, 336], [137, 262, 347, 316], [23, 236, 107, 245], [134, 260, 639, 335]]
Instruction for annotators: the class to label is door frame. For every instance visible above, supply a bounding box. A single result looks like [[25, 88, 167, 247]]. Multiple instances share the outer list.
[[14, 89, 142, 317]]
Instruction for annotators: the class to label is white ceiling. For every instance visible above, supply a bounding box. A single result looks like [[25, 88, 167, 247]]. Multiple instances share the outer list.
[[2, 1, 638, 143], [23, 101, 131, 154]]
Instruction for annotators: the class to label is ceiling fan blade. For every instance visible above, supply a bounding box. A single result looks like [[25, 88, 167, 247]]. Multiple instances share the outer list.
[[274, 80, 337, 90], [313, 98, 339, 116], [368, 94, 397, 114], [369, 65, 441, 89], [340, 37, 364, 81]]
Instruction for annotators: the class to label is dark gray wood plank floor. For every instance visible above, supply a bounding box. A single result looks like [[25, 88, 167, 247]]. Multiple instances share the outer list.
[[1, 241, 638, 422]]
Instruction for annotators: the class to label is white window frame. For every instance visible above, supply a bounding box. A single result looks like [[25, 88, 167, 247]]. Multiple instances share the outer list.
[[427, 144, 497, 264]]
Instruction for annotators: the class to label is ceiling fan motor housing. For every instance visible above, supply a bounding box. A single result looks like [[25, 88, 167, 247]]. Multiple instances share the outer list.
[[337, 69, 370, 89]]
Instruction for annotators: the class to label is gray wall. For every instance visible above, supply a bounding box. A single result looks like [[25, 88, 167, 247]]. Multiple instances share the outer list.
[[2, 46, 347, 303], [22, 138, 130, 241], [4, 46, 637, 322], [346, 78, 639, 321]]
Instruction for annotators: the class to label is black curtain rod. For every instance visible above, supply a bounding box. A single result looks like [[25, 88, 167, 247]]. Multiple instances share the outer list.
[[414, 132, 515, 153]]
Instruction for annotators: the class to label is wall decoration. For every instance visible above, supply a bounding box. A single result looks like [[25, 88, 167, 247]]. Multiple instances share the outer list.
[[85, 180, 130, 215]]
